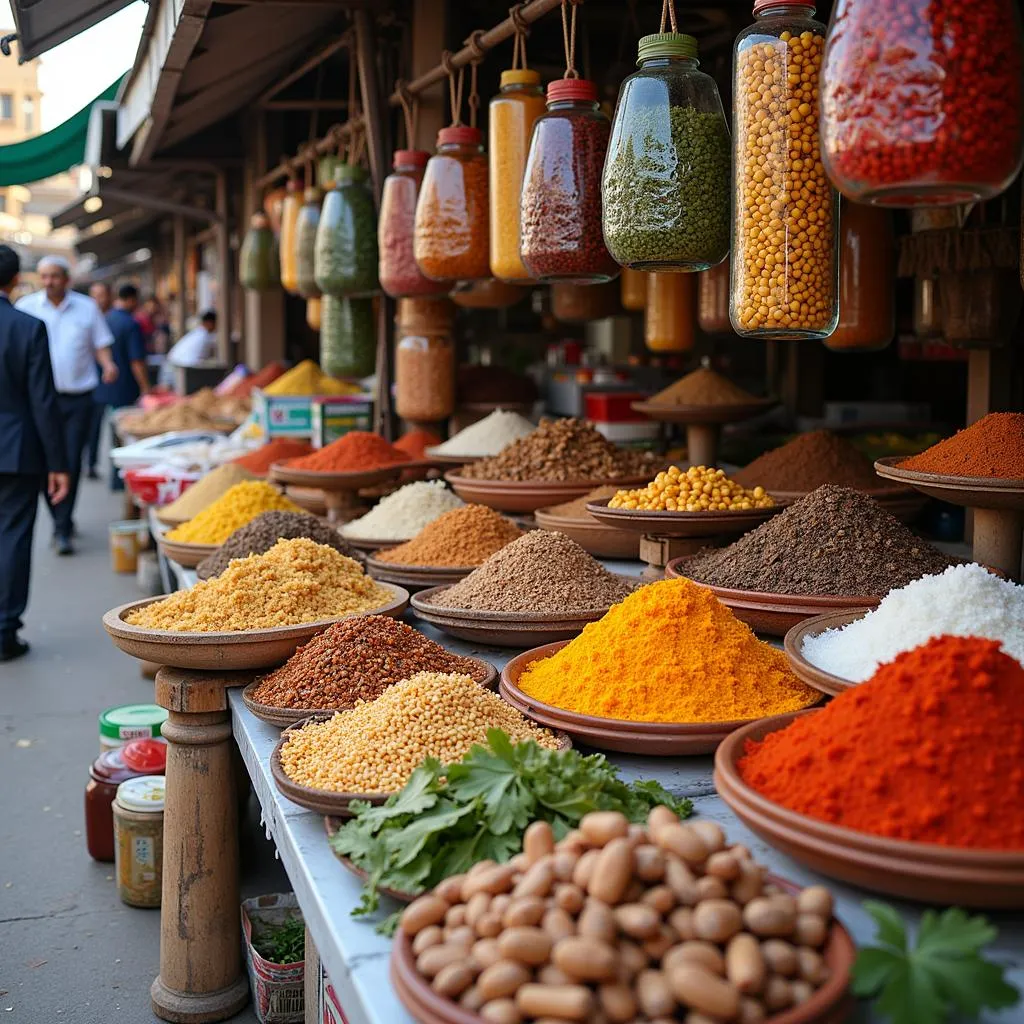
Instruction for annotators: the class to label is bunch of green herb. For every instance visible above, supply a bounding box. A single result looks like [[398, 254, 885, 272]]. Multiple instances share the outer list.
[[852, 902, 1019, 1024], [330, 729, 691, 933], [252, 916, 305, 965]]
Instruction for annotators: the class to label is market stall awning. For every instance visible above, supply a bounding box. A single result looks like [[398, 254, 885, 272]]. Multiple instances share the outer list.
[[0, 76, 124, 186], [9, 0, 134, 62]]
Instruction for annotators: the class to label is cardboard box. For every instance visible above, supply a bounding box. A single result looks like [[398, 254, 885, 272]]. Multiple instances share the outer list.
[[311, 396, 374, 448]]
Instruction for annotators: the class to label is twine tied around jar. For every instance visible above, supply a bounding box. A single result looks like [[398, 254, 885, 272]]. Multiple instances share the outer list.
[[442, 50, 467, 127], [509, 3, 531, 70], [560, 0, 583, 80], [395, 79, 419, 150], [659, 0, 679, 33]]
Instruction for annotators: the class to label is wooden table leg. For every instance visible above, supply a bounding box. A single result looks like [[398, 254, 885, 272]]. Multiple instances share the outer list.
[[151, 668, 250, 1023]]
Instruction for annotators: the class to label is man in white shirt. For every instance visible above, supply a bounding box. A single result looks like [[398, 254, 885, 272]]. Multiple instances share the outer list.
[[167, 310, 218, 368], [15, 256, 118, 555]]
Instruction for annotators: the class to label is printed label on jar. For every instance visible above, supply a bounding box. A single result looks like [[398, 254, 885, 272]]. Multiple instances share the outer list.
[[119, 725, 152, 740], [115, 818, 163, 907]]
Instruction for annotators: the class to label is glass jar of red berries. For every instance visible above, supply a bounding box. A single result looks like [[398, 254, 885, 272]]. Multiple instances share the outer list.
[[821, 0, 1024, 206], [519, 79, 619, 284]]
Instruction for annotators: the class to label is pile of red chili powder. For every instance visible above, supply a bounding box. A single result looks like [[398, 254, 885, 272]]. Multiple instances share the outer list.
[[232, 438, 312, 474], [738, 634, 1024, 850], [899, 412, 1024, 479], [287, 432, 407, 473]]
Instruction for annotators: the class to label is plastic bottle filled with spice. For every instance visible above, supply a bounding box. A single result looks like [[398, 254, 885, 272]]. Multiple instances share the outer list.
[[825, 200, 895, 351], [414, 126, 491, 282], [395, 297, 456, 422], [620, 268, 647, 311], [320, 295, 375, 379], [821, 0, 1024, 206], [294, 187, 322, 299], [379, 150, 450, 298], [520, 79, 619, 284], [698, 260, 731, 334], [315, 164, 379, 297], [646, 272, 696, 351], [306, 296, 321, 332], [603, 34, 731, 272], [113, 775, 165, 908], [279, 179, 302, 294], [731, 1, 839, 340], [489, 69, 547, 284]]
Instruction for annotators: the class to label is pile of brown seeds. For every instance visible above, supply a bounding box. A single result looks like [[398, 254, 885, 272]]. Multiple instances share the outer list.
[[459, 419, 655, 482], [430, 531, 635, 614]]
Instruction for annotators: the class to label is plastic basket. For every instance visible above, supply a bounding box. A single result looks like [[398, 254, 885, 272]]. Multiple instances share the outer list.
[[241, 893, 305, 1024]]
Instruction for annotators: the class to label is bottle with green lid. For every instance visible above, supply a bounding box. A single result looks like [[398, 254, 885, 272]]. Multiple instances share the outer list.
[[602, 32, 731, 272], [99, 704, 168, 753]]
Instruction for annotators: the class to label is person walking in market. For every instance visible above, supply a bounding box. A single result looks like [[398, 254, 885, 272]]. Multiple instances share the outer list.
[[0, 246, 70, 661], [15, 255, 119, 555], [85, 281, 112, 480]]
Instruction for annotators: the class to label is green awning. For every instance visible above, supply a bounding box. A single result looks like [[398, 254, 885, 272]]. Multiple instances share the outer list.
[[0, 75, 124, 186]]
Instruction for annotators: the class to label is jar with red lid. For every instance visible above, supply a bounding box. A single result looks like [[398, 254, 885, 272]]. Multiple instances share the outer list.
[[414, 126, 490, 282], [379, 150, 450, 298], [520, 79, 618, 284], [85, 738, 166, 863], [821, 0, 1024, 206]]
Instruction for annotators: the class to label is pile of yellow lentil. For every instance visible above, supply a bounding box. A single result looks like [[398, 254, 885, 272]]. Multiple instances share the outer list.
[[167, 480, 300, 545], [278, 671, 559, 794], [610, 466, 774, 512], [732, 29, 836, 336], [125, 538, 391, 632]]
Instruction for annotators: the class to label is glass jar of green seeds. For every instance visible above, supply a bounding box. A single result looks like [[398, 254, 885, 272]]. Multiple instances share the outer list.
[[602, 33, 731, 273]]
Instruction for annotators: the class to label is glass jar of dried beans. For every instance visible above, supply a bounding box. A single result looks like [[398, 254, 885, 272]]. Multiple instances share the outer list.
[[395, 297, 456, 422], [520, 79, 618, 284]]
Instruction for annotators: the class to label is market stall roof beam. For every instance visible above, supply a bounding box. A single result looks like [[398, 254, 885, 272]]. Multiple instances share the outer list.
[[7, 0, 134, 62]]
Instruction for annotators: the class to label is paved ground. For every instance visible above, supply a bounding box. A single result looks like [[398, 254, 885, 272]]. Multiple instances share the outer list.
[[0, 472, 285, 1023]]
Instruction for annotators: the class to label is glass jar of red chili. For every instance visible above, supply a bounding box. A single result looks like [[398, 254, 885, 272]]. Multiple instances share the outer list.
[[379, 150, 450, 299], [414, 126, 491, 282], [519, 79, 619, 284], [821, 0, 1024, 206]]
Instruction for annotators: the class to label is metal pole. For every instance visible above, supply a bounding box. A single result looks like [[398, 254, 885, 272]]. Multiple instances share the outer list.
[[215, 170, 232, 363]]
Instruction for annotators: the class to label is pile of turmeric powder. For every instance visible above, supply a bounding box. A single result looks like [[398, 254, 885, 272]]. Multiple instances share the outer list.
[[517, 577, 818, 723]]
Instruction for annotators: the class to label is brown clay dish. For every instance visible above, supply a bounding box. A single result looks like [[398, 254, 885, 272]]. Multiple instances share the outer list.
[[365, 554, 477, 590], [715, 712, 1024, 908], [156, 536, 219, 568], [101, 584, 410, 671], [782, 608, 871, 697], [500, 640, 774, 755], [270, 460, 407, 493], [342, 534, 412, 553], [874, 455, 1024, 510], [390, 872, 856, 1024], [586, 497, 785, 540], [534, 506, 641, 559], [422, 447, 484, 466], [322, 818, 417, 903], [445, 471, 658, 514], [633, 397, 776, 426], [667, 561, 880, 638], [283, 485, 329, 516], [241, 656, 499, 728], [155, 509, 191, 528]]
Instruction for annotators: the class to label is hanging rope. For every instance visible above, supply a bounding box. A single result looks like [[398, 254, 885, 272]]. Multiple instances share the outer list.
[[465, 31, 486, 129], [442, 50, 466, 126], [509, 3, 530, 70], [561, 0, 581, 79], [659, 0, 678, 34], [396, 79, 419, 149]]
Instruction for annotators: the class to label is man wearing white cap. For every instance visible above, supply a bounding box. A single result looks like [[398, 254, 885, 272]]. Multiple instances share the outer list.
[[15, 256, 118, 555]]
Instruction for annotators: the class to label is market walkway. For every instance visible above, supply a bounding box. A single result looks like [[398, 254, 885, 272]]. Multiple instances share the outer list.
[[0, 477, 281, 1023]]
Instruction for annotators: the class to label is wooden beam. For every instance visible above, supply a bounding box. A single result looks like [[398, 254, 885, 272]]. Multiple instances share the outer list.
[[353, 8, 388, 200], [96, 185, 221, 224], [410, 0, 446, 150], [261, 100, 349, 110], [256, 32, 352, 104]]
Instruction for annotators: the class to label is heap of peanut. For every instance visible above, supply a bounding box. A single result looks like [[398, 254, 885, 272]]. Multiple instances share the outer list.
[[400, 807, 836, 1022]]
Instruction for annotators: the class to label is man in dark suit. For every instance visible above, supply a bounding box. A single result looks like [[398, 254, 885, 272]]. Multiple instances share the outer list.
[[0, 246, 70, 661]]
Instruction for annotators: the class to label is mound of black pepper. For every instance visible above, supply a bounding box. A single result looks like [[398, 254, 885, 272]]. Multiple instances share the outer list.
[[458, 418, 655, 482], [678, 485, 956, 596], [430, 530, 636, 613], [248, 616, 489, 709], [197, 510, 360, 580]]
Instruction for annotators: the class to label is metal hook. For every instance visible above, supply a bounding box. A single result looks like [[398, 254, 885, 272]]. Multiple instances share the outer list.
[[0, 34, 17, 58]]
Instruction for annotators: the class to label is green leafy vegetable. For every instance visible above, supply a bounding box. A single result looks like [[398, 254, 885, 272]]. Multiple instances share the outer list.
[[852, 902, 1020, 1024], [252, 916, 305, 965], [330, 729, 692, 933]]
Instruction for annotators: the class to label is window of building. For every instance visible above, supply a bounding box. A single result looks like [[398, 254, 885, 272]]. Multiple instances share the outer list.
[[22, 96, 34, 133], [0, 94, 13, 122]]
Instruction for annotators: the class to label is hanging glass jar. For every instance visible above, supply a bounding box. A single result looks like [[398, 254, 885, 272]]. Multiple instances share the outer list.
[[821, 0, 1024, 206], [314, 164, 379, 298], [395, 297, 456, 422], [450, 278, 530, 310], [603, 34, 731, 272], [551, 281, 620, 323], [731, 1, 838, 340], [646, 272, 695, 352], [697, 261, 731, 334], [279, 179, 302, 294], [620, 269, 647, 312], [238, 213, 280, 292], [379, 150, 450, 299], [489, 69, 546, 283], [520, 79, 618, 284], [824, 201, 895, 351], [295, 187, 322, 299], [414, 126, 491, 282], [320, 295, 375, 379], [306, 296, 321, 332]]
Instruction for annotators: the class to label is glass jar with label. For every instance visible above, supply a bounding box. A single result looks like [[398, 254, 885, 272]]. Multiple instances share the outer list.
[[646, 272, 696, 351], [99, 704, 168, 753], [395, 297, 457, 422], [114, 775, 165, 908]]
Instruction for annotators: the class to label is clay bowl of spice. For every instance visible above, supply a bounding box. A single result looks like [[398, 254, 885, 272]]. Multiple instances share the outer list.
[[783, 609, 871, 697], [155, 536, 219, 569], [501, 641, 757, 756], [533, 485, 641, 559], [874, 455, 1024, 510], [586, 497, 785, 540], [715, 711, 1024, 908], [364, 556, 478, 591], [445, 472, 659, 514], [270, 460, 408, 494], [102, 586, 410, 671], [633, 396, 776, 426]]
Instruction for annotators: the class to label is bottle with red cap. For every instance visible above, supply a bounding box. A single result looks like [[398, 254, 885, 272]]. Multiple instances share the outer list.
[[379, 150, 451, 298], [414, 126, 491, 282], [519, 78, 619, 284]]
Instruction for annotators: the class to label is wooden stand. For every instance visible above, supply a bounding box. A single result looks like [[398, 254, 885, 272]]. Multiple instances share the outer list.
[[685, 424, 719, 468], [639, 535, 706, 580], [151, 668, 249, 1023]]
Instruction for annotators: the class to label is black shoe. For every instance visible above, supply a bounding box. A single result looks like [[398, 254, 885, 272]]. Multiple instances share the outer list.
[[0, 637, 29, 662], [56, 536, 74, 556], [86, 468, 99, 480]]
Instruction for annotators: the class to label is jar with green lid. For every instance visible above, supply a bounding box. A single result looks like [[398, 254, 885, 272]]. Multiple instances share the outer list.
[[320, 295, 375, 379], [315, 164, 379, 297], [99, 704, 168, 753], [295, 187, 322, 299], [489, 69, 546, 284], [113, 775, 165, 908], [395, 297, 456, 422], [603, 33, 731, 272]]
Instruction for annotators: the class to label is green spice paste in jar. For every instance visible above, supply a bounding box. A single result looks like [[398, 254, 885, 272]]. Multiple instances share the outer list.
[[603, 33, 731, 272], [113, 775, 165, 908], [314, 164, 379, 298]]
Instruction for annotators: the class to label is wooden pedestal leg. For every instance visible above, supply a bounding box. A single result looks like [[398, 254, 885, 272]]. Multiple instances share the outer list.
[[972, 508, 1024, 582], [151, 668, 249, 1023], [685, 424, 721, 468]]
